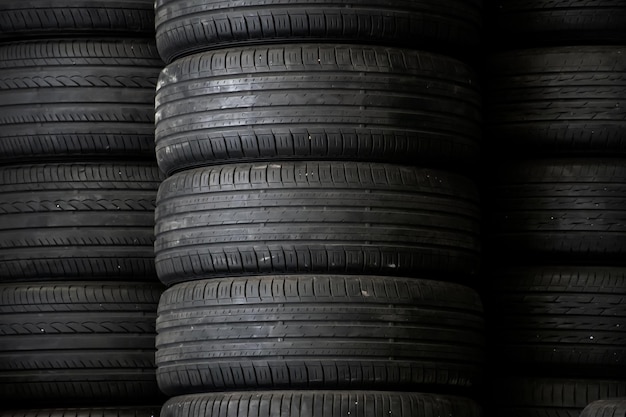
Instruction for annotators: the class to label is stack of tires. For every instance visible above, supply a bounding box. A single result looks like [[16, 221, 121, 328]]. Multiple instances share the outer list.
[[485, 2, 626, 415], [0, 1, 164, 416], [152, 1, 487, 416]]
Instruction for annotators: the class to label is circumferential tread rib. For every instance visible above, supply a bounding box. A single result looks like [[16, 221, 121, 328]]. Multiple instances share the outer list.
[[155, 0, 482, 62], [0, 0, 156, 37], [161, 390, 482, 417]]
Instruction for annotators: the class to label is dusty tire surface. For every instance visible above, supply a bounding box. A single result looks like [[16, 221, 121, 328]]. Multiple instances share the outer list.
[[155, 162, 481, 285], [161, 391, 483, 417], [0, 162, 162, 281], [156, 275, 485, 394], [0, 39, 162, 161], [0, 281, 164, 405], [155, 44, 481, 174], [155, 0, 483, 63]]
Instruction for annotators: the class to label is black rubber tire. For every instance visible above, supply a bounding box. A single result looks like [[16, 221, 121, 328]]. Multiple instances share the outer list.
[[155, 0, 483, 63], [0, 281, 164, 405], [0, 39, 162, 161], [582, 399, 626, 417], [155, 162, 481, 285], [490, 158, 626, 260], [492, 377, 626, 417], [489, 1, 626, 44], [489, 266, 626, 377], [487, 46, 626, 156], [161, 391, 483, 417], [0, 407, 162, 417], [156, 275, 485, 394], [0, 0, 155, 38], [155, 44, 481, 174], [0, 162, 162, 281]]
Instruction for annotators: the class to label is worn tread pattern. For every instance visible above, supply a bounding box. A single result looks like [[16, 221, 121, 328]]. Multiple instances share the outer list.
[[490, 266, 626, 376], [581, 399, 626, 417], [0, 407, 161, 417], [0, 282, 164, 405], [0, 162, 162, 281], [487, 47, 626, 155], [155, 0, 482, 63], [490, 158, 626, 260], [492, 377, 626, 417], [155, 161, 481, 285], [161, 391, 482, 417], [156, 275, 485, 394], [0, 0, 155, 37], [490, 0, 626, 44], [0, 39, 162, 161], [155, 44, 481, 174]]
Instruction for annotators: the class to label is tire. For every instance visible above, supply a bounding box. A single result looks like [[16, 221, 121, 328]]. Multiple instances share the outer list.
[[0, 282, 164, 405], [487, 46, 626, 155], [156, 275, 485, 394], [155, 0, 483, 63], [155, 162, 481, 285], [0, 0, 155, 38], [155, 44, 481, 174], [489, 1, 626, 44], [492, 377, 626, 417], [582, 399, 626, 417], [161, 391, 483, 417], [0, 162, 162, 281], [490, 266, 626, 376], [0, 407, 162, 417], [490, 158, 626, 260], [0, 39, 162, 161]]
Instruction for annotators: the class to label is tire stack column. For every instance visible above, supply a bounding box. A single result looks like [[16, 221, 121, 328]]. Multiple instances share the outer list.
[[0, 2, 165, 416], [152, 1, 487, 417], [485, 2, 626, 415]]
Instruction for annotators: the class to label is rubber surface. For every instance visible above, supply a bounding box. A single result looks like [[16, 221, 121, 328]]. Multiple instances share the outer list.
[[487, 46, 626, 155], [490, 266, 626, 376], [0, 39, 162, 161], [0, 407, 161, 417], [489, 0, 626, 44], [0, 0, 155, 37], [155, 44, 481, 174], [156, 275, 485, 394], [155, 0, 483, 63], [155, 162, 481, 285], [0, 162, 162, 281], [492, 377, 626, 417], [161, 391, 483, 417], [490, 158, 626, 260], [582, 399, 626, 417], [0, 282, 164, 405]]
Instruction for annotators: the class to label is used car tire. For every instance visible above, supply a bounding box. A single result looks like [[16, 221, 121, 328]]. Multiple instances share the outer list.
[[156, 275, 485, 394]]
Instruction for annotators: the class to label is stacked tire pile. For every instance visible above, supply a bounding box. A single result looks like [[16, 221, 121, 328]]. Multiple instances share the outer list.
[[0, 1, 165, 416], [485, 1, 626, 415], [152, 1, 487, 416]]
